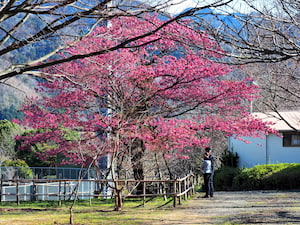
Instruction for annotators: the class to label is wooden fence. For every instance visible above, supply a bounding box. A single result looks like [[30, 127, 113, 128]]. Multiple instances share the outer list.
[[0, 173, 195, 207]]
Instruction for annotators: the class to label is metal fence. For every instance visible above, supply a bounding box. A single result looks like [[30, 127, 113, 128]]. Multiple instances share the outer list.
[[0, 179, 112, 202], [0, 166, 96, 180], [0, 167, 104, 202]]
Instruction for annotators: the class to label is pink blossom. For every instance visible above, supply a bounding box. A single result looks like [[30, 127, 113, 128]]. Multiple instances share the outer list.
[[17, 15, 275, 165]]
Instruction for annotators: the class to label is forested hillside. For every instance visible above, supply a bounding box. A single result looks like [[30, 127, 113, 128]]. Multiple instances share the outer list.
[[0, 75, 38, 120], [0, 9, 61, 120]]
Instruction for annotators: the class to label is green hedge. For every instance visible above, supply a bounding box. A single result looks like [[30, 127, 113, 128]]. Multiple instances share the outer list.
[[214, 163, 300, 191], [214, 166, 241, 191]]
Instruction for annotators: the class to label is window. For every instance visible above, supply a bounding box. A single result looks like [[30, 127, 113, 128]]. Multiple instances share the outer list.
[[283, 132, 300, 147]]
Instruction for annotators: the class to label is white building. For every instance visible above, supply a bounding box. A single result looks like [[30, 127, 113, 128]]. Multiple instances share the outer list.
[[228, 111, 300, 168]]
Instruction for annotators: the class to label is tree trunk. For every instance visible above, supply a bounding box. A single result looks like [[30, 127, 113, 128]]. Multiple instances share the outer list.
[[130, 138, 145, 194], [114, 186, 123, 211], [69, 207, 73, 224], [163, 153, 174, 180]]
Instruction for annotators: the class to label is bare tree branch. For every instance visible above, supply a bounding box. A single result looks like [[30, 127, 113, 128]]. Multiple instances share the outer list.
[[0, 0, 234, 80], [191, 0, 300, 64]]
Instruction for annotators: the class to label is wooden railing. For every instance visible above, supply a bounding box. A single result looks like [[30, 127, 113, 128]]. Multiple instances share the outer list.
[[0, 173, 195, 207]]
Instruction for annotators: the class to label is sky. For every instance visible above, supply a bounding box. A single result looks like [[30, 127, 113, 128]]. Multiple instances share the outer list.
[[163, 0, 274, 15]]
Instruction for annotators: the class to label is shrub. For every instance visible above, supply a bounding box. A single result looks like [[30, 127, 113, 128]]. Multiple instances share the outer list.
[[220, 149, 239, 168], [232, 163, 300, 191], [214, 166, 241, 191], [1, 159, 33, 179]]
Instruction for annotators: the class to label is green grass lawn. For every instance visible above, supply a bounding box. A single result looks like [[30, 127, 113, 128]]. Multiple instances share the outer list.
[[0, 197, 177, 225]]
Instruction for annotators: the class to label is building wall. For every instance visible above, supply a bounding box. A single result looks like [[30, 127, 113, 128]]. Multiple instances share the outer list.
[[229, 134, 300, 168], [267, 133, 300, 165], [229, 136, 267, 168]]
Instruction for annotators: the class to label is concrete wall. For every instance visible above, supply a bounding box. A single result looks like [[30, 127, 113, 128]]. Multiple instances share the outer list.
[[229, 133, 300, 168], [267, 133, 300, 165]]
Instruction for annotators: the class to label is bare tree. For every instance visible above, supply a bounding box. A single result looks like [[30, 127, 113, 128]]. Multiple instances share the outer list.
[[0, 0, 233, 81], [189, 0, 300, 131], [246, 60, 300, 112], [191, 0, 300, 64], [240, 59, 300, 131]]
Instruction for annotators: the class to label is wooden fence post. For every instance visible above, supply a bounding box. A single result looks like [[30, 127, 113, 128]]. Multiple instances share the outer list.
[[58, 180, 62, 206], [184, 178, 187, 200], [32, 180, 37, 201], [0, 175, 3, 202], [46, 180, 49, 201], [163, 181, 167, 201], [173, 180, 177, 207], [186, 175, 192, 198], [16, 177, 20, 205], [64, 181, 66, 201], [191, 175, 195, 195], [143, 181, 146, 207], [178, 180, 182, 205], [89, 180, 92, 206]]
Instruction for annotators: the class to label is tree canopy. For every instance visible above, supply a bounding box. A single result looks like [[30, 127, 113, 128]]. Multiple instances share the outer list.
[[0, 119, 23, 162], [16, 15, 275, 172]]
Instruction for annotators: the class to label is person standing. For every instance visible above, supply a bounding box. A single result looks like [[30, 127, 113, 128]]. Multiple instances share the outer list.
[[201, 147, 214, 198]]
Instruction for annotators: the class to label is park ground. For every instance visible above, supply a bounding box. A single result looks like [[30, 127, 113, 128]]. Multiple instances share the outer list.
[[0, 190, 299, 224], [152, 190, 300, 225]]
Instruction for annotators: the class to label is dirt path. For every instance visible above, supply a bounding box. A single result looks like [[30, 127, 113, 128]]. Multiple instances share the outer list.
[[150, 191, 300, 225]]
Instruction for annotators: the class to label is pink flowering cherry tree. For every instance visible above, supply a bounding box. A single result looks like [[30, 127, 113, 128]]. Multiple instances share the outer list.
[[16, 15, 275, 210]]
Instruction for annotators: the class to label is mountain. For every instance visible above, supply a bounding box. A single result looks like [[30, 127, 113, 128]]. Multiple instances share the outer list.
[[0, 75, 38, 120]]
